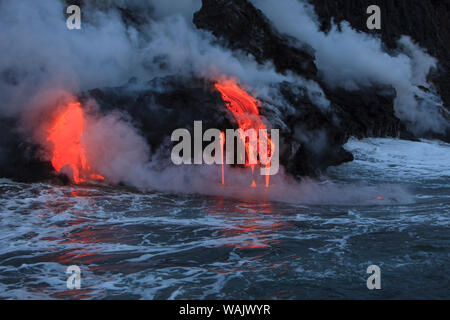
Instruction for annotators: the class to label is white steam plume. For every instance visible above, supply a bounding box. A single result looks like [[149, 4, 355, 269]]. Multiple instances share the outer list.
[[251, 0, 447, 134]]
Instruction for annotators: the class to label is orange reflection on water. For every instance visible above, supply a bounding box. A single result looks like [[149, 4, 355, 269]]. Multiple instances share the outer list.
[[40, 186, 111, 299], [207, 197, 285, 250], [206, 197, 292, 280]]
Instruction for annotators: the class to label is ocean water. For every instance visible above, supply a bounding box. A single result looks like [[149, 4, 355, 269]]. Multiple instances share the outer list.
[[0, 138, 448, 299]]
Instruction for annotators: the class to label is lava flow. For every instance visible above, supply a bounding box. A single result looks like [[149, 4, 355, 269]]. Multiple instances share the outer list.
[[215, 80, 274, 187], [47, 102, 104, 183]]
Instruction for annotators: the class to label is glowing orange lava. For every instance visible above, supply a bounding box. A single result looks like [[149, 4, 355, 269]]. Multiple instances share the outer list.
[[47, 102, 104, 183], [215, 80, 273, 187]]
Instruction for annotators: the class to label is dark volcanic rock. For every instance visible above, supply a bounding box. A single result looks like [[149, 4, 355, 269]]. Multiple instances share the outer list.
[[323, 84, 415, 140], [275, 82, 354, 177], [87, 77, 234, 156], [0, 119, 56, 182], [275, 81, 415, 177], [194, 0, 317, 79], [88, 77, 354, 178]]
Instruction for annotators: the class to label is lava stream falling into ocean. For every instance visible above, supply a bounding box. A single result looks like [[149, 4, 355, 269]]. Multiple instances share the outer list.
[[214, 80, 274, 188], [47, 102, 104, 183]]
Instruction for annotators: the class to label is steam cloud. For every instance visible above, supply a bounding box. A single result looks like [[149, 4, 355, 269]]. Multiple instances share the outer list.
[[0, 0, 432, 204], [252, 0, 447, 134]]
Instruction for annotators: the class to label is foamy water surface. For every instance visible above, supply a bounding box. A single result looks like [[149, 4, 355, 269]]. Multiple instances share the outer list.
[[0, 138, 449, 299]]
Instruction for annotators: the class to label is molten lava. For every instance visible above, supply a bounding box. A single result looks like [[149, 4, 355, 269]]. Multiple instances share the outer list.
[[47, 102, 104, 183], [215, 80, 274, 187]]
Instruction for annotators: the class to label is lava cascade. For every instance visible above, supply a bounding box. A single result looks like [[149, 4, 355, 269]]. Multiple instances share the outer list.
[[47, 102, 104, 183], [214, 80, 273, 187]]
